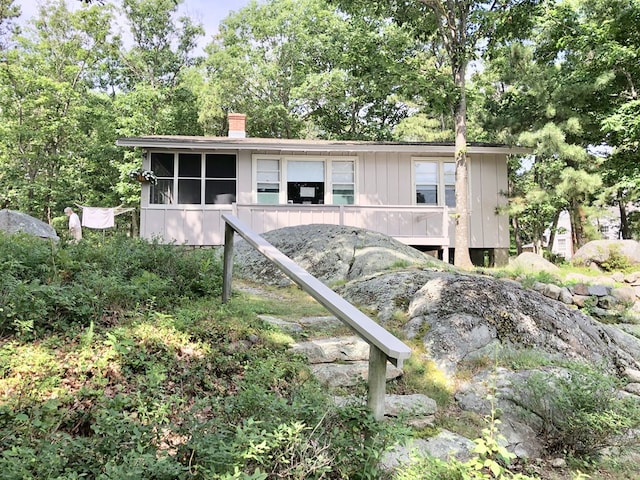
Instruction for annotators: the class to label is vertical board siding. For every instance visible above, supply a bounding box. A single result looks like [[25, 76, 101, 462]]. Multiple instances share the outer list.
[[496, 155, 510, 247], [387, 152, 400, 205], [237, 151, 252, 204], [139, 148, 510, 250]]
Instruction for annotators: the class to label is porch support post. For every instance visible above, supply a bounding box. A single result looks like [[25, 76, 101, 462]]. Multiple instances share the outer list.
[[367, 344, 387, 421], [222, 222, 235, 303], [442, 206, 450, 263]]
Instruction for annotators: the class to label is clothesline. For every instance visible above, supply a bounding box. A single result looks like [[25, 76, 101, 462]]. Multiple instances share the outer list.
[[75, 204, 135, 230]]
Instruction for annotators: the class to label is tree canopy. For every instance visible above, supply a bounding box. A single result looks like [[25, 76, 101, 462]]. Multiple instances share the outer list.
[[1, 0, 638, 253]]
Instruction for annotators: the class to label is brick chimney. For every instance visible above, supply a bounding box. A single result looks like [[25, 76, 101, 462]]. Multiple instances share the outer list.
[[228, 113, 246, 138]]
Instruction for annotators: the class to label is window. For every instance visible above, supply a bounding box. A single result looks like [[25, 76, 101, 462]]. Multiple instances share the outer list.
[[332, 160, 355, 205], [287, 160, 324, 204], [443, 162, 456, 208], [414, 159, 455, 207], [256, 158, 280, 204], [254, 156, 355, 205], [149, 152, 236, 205]]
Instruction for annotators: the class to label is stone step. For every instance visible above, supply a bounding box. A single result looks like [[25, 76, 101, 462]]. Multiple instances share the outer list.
[[334, 393, 437, 419], [309, 361, 403, 387], [290, 336, 370, 363]]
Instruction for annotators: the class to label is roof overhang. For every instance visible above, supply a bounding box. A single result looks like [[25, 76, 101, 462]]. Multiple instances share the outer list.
[[116, 135, 531, 155]]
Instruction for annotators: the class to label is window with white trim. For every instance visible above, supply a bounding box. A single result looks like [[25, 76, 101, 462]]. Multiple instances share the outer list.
[[256, 158, 280, 204], [149, 152, 237, 205], [253, 156, 355, 205], [414, 159, 456, 207]]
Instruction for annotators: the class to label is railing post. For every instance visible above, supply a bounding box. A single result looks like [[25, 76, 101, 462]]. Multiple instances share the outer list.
[[222, 221, 235, 303], [442, 206, 449, 263], [367, 345, 387, 421]]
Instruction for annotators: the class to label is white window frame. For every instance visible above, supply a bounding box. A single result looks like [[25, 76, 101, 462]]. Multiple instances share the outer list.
[[252, 155, 357, 205], [412, 157, 456, 208]]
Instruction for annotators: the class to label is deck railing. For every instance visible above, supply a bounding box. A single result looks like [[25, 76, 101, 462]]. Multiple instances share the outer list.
[[221, 214, 412, 420]]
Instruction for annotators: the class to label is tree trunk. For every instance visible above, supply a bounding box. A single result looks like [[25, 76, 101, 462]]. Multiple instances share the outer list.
[[453, 61, 473, 269], [512, 216, 522, 255], [570, 201, 588, 251], [546, 208, 562, 255], [618, 192, 631, 239]]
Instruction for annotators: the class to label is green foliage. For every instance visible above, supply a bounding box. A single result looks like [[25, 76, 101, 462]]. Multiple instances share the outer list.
[[599, 245, 633, 272], [394, 401, 539, 480], [0, 236, 408, 479], [204, 0, 416, 140], [0, 233, 223, 337], [516, 363, 640, 457]]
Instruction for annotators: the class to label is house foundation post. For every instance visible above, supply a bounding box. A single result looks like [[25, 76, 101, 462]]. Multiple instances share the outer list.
[[493, 248, 509, 267], [367, 345, 387, 421], [222, 222, 235, 303]]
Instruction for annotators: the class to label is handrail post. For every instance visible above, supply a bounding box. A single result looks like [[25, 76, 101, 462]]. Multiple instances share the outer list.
[[222, 221, 235, 303], [367, 345, 387, 421]]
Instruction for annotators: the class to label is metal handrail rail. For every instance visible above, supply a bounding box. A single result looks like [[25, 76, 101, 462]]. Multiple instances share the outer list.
[[221, 214, 412, 420]]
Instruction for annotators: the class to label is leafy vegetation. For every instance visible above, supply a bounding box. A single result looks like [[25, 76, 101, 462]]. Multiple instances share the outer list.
[[0, 234, 406, 479], [515, 363, 640, 458]]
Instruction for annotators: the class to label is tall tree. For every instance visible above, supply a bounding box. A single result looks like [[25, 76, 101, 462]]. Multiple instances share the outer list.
[[113, 0, 204, 213], [0, 0, 120, 220], [0, 0, 19, 50], [202, 0, 416, 139], [333, 0, 541, 268], [478, 0, 640, 249]]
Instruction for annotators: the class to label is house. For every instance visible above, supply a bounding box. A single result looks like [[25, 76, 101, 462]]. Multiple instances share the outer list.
[[116, 114, 524, 266], [549, 209, 625, 259]]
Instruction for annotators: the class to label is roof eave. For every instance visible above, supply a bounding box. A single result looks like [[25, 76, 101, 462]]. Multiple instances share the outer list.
[[115, 137, 530, 155]]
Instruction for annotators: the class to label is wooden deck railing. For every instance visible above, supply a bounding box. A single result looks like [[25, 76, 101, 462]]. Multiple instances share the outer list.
[[221, 214, 412, 420]]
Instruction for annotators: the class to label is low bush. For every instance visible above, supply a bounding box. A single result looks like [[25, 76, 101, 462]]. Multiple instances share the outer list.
[[0, 233, 223, 338], [515, 363, 640, 457]]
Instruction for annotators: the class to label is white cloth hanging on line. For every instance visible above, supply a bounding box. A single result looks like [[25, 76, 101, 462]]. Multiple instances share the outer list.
[[75, 204, 135, 229], [81, 207, 115, 229]]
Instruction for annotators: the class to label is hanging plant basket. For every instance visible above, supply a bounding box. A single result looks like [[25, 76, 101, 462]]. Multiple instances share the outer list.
[[128, 168, 158, 185]]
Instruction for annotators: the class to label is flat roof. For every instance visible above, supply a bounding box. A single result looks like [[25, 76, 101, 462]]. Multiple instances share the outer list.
[[116, 135, 530, 155]]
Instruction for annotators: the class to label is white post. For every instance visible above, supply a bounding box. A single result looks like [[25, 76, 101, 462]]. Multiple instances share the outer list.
[[367, 345, 387, 421], [222, 222, 235, 303]]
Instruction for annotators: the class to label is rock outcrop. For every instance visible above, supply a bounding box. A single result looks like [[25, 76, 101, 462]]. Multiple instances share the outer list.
[[234, 223, 448, 286], [572, 239, 640, 268], [234, 224, 640, 466]]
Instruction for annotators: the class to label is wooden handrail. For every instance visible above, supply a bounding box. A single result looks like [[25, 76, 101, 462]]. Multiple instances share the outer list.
[[221, 214, 412, 420]]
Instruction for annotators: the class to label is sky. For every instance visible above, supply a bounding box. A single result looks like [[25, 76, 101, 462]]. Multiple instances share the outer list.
[[14, 0, 251, 50]]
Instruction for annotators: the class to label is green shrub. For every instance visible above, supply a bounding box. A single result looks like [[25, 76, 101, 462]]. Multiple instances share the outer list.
[[515, 363, 640, 457], [599, 246, 633, 272], [0, 233, 224, 337]]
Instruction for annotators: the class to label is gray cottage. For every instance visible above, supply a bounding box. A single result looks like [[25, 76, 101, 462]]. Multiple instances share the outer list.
[[117, 114, 523, 266]]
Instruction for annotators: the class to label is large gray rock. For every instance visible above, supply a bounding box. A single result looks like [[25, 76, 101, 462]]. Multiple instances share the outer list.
[[509, 252, 560, 274], [405, 272, 640, 375], [380, 430, 476, 472], [337, 269, 443, 323], [0, 209, 59, 240], [572, 240, 640, 268], [234, 224, 447, 286]]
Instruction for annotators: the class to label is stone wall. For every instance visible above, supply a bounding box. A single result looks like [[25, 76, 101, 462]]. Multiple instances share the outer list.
[[528, 271, 640, 322]]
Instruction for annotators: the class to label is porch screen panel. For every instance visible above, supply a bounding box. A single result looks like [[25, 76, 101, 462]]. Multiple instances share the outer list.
[[205, 154, 236, 204], [257, 159, 280, 204], [150, 152, 175, 204], [332, 160, 354, 205], [178, 153, 201, 204], [415, 161, 438, 204]]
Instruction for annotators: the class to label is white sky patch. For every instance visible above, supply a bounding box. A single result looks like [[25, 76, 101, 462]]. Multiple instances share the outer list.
[[13, 0, 251, 53]]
